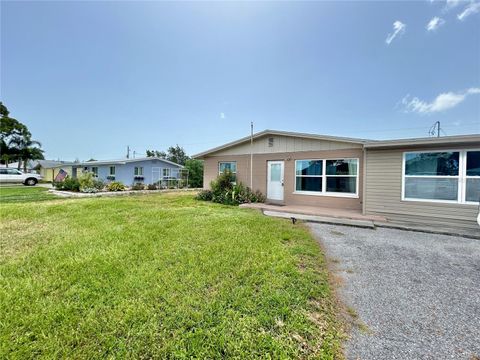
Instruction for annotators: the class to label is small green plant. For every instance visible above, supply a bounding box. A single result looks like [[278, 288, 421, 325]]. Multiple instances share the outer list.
[[53, 177, 80, 192], [107, 181, 125, 192], [147, 184, 158, 190], [131, 183, 145, 191]]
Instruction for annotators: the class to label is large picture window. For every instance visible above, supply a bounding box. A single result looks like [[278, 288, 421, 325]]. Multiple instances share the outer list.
[[466, 151, 480, 203], [402, 150, 479, 204], [295, 158, 358, 197]]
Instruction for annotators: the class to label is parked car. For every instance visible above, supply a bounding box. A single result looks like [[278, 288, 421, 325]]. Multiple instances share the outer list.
[[0, 168, 43, 185]]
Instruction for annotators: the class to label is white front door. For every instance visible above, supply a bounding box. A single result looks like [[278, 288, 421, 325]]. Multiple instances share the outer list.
[[267, 161, 284, 201]]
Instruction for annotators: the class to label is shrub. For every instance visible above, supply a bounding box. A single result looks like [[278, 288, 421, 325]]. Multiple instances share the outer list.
[[78, 172, 95, 190], [196, 171, 265, 206], [92, 179, 105, 191], [131, 183, 145, 191], [53, 177, 80, 192], [196, 189, 213, 201], [147, 184, 158, 190], [107, 181, 125, 192]]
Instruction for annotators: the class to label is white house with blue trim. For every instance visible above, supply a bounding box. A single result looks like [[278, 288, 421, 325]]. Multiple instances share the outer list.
[[72, 157, 184, 186]]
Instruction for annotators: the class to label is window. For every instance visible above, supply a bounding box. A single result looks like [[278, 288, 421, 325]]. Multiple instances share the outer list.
[[466, 151, 480, 203], [295, 158, 358, 196], [326, 159, 358, 193], [163, 168, 171, 178], [219, 161, 237, 182], [91, 167, 98, 176], [134, 167, 144, 176], [403, 152, 459, 201], [296, 160, 323, 192], [0, 169, 7, 175], [109, 166, 115, 176], [402, 150, 480, 204]]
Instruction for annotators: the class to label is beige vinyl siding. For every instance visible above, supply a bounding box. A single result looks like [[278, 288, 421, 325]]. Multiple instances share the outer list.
[[208, 135, 362, 156], [365, 148, 479, 229]]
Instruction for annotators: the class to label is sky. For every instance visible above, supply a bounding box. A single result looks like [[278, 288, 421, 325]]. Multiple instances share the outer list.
[[1, 0, 479, 161]]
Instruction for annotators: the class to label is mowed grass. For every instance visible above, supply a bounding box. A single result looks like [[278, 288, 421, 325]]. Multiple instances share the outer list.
[[0, 192, 342, 359], [0, 186, 56, 203]]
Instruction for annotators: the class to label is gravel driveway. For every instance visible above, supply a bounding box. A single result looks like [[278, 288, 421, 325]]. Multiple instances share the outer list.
[[308, 223, 480, 360]]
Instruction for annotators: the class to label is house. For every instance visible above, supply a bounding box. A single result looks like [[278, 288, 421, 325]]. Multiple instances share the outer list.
[[71, 157, 185, 186], [193, 129, 480, 230], [0, 160, 74, 180], [32, 160, 76, 181]]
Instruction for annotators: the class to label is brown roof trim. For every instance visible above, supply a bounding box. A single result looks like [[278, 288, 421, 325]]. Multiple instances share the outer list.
[[192, 129, 370, 158], [364, 134, 480, 149]]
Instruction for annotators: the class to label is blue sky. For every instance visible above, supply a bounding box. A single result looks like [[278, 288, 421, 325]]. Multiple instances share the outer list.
[[1, 1, 479, 160]]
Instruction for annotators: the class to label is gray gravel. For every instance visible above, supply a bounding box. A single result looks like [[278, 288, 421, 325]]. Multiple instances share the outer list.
[[308, 223, 480, 360]]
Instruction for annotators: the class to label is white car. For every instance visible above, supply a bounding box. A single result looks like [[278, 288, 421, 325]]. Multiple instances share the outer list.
[[0, 168, 43, 186]]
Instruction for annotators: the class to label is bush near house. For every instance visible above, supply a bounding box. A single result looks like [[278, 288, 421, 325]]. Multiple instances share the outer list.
[[106, 181, 126, 192], [131, 183, 145, 190], [53, 177, 81, 192], [196, 170, 265, 205]]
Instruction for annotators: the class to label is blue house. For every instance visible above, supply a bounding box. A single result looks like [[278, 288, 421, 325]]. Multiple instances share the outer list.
[[72, 157, 185, 186]]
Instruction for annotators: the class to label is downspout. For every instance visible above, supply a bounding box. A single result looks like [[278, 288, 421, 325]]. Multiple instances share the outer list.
[[362, 145, 367, 215], [250, 122, 253, 189]]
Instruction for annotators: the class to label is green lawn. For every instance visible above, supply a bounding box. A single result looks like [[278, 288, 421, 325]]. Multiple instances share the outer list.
[[0, 185, 56, 203], [0, 192, 342, 359]]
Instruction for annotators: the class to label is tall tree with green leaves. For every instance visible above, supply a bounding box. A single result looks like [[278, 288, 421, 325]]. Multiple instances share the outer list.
[[184, 159, 203, 188], [0, 102, 44, 168], [146, 145, 189, 165]]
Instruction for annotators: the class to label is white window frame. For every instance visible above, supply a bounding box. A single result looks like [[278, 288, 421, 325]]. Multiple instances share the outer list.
[[293, 158, 359, 198], [163, 168, 171, 178], [134, 167, 144, 176], [218, 161, 237, 176], [401, 149, 479, 205]]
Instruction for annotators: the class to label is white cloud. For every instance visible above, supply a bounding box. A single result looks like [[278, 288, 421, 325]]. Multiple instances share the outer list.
[[457, 1, 480, 20], [220, 112, 225, 119], [385, 21, 406, 45], [401, 88, 480, 114], [426, 16, 445, 31], [445, 0, 462, 9]]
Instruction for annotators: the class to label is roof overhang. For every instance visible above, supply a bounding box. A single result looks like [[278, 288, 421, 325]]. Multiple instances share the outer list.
[[364, 134, 480, 150], [73, 157, 184, 168], [192, 129, 370, 159]]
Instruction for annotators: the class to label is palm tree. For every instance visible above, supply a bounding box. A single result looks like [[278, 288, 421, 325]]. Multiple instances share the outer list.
[[11, 131, 44, 172]]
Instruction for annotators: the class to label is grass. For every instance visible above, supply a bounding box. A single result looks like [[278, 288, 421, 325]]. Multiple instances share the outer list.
[[0, 191, 342, 359], [0, 186, 56, 203]]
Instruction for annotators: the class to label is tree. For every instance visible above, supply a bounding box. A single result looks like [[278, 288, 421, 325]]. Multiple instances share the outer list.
[[146, 150, 167, 158], [0, 102, 44, 168], [146, 145, 188, 165], [165, 145, 189, 166], [184, 159, 203, 188]]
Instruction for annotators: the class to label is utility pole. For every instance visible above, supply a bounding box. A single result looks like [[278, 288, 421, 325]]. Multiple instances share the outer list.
[[429, 121, 442, 137], [126, 145, 130, 159]]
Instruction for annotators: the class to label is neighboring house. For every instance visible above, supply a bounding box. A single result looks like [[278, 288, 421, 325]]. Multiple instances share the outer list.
[[32, 160, 75, 181], [71, 157, 184, 186], [0, 160, 75, 180], [193, 129, 480, 229]]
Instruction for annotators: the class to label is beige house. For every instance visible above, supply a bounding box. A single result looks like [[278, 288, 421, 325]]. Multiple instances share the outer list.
[[194, 130, 480, 230]]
